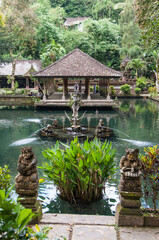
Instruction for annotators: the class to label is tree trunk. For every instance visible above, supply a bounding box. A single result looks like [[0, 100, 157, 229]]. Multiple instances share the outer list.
[[10, 50, 16, 90]]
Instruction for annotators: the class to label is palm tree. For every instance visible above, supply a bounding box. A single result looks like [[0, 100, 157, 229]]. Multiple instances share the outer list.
[[126, 58, 147, 77]]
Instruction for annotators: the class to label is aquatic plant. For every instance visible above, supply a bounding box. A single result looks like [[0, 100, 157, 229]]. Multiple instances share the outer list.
[[139, 145, 159, 214], [40, 138, 116, 204]]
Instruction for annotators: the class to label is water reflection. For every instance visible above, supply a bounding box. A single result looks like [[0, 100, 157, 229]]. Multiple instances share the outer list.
[[0, 99, 158, 215]]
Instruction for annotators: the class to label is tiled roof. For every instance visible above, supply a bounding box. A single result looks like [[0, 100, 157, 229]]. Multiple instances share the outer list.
[[34, 49, 122, 78], [64, 17, 90, 26], [0, 60, 42, 76]]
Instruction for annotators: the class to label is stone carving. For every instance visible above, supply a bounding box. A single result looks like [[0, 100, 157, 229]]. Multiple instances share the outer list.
[[96, 119, 105, 133], [95, 119, 113, 138], [115, 148, 143, 226], [119, 148, 140, 175], [15, 146, 38, 194], [15, 147, 42, 223], [119, 148, 141, 192], [52, 119, 58, 127]]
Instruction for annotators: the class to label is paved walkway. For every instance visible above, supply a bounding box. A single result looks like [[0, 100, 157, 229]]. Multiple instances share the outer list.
[[38, 214, 159, 240]]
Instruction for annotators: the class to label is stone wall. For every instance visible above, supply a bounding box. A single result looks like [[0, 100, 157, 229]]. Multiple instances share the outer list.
[[0, 96, 40, 105]]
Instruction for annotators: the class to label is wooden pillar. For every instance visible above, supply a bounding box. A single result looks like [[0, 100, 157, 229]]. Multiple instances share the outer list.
[[85, 78, 91, 100], [62, 78, 68, 100], [26, 77, 29, 88], [34, 79, 39, 89], [43, 80, 47, 103], [106, 78, 111, 100]]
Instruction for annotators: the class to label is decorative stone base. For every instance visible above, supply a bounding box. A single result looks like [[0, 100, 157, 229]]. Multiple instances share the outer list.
[[144, 214, 159, 227], [115, 204, 144, 227], [29, 201, 42, 224]]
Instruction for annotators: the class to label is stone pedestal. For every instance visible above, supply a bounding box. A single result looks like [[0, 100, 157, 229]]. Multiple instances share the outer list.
[[15, 146, 42, 224], [115, 148, 143, 226]]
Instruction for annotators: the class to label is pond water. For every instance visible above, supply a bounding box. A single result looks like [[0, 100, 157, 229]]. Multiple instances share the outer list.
[[0, 98, 158, 215]]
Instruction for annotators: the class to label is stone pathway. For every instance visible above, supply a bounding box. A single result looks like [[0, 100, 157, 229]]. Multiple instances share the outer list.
[[37, 214, 159, 240]]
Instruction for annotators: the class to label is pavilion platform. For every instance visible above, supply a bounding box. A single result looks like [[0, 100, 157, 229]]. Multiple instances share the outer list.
[[35, 99, 119, 109]]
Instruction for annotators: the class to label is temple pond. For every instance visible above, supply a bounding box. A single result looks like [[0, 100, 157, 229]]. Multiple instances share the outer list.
[[0, 98, 158, 215]]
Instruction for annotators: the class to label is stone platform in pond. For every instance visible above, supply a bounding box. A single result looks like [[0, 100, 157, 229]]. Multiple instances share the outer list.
[[35, 99, 119, 108]]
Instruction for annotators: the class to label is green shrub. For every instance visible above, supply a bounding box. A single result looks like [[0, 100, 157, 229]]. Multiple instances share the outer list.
[[134, 87, 141, 95], [57, 87, 63, 92], [120, 84, 131, 94], [40, 138, 116, 204], [148, 86, 157, 98], [90, 86, 93, 91], [0, 165, 12, 191], [139, 145, 159, 214], [6, 90, 13, 95], [20, 89, 25, 95], [109, 85, 116, 95], [136, 77, 147, 91]]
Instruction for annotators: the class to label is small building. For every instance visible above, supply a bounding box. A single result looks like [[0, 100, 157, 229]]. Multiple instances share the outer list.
[[0, 60, 42, 88], [34, 48, 122, 101], [64, 17, 90, 31]]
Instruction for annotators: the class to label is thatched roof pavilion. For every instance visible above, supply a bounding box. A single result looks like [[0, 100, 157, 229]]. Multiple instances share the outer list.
[[34, 48, 122, 100]]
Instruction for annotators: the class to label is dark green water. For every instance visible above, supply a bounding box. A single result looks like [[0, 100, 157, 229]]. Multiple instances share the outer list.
[[0, 99, 158, 215]]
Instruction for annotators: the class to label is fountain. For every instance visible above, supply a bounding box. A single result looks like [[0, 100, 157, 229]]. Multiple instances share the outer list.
[[39, 89, 114, 140], [65, 92, 88, 137], [95, 119, 114, 138]]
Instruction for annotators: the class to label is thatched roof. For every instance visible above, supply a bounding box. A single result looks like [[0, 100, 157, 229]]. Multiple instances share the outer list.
[[0, 60, 42, 77], [34, 49, 122, 78], [64, 17, 90, 26]]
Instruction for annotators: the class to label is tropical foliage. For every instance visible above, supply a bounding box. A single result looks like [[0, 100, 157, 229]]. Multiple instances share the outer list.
[[139, 145, 159, 214], [126, 58, 147, 78], [40, 138, 116, 204], [120, 84, 131, 94], [135, 0, 159, 48], [0, 165, 12, 191], [0, 188, 34, 239]]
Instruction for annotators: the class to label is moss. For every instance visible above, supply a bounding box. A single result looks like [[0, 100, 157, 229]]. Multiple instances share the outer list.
[[120, 191, 142, 199]]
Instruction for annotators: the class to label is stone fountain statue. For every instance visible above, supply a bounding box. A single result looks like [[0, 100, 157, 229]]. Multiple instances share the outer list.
[[65, 91, 87, 134], [15, 146, 42, 223], [40, 119, 58, 137], [95, 119, 113, 138]]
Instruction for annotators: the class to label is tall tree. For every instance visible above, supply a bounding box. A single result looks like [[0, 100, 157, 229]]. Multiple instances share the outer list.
[[119, 0, 141, 59], [126, 58, 147, 77], [135, 0, 159, 48], [0, 0, 37, 60], [0, 0, 37, 89]]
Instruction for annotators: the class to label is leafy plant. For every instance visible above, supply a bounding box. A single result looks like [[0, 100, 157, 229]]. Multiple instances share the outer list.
[[134, 87, 141, 95], [139, 145, 159, 214], [0, 165, 12, 191], [148, 86, 157, 98], [27, 224, 52, 240], [0, 188, 34, 239], [136, 77, 147, 91], [120, 84, 131, 95], [40, 138, 116, 204], [109, 85, 116, 95], [20, 89, 25, 95]]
